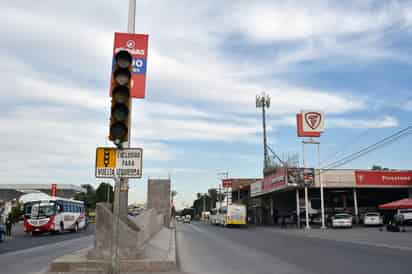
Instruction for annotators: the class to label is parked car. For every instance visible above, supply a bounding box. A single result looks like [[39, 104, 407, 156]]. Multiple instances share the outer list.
[[398, 209, 412, 225], [183, 215, 191, 223], [0, 224, 5, 242], [175, 216, 182, 222], [330, 213, 353, 228], [363, 212, 383, 226]]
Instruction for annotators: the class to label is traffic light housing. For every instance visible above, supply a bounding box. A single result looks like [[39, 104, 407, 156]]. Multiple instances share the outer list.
[[109, 50, 133, 146]]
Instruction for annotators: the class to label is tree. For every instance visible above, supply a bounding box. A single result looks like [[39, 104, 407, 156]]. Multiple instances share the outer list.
[[208, 188, 217, 208], [96, 183, 114, 203], [74, 184, 97, 209], [372, 165, 382, 170], [8, 203, 23, 223]]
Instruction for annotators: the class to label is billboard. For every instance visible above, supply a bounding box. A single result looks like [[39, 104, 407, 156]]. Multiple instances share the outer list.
[[297, 111, 324, 137], [355, 170, 412, 186], [112, 32, 149, 98], [287, 168, 315, 186], [263, 168, 286, 192]]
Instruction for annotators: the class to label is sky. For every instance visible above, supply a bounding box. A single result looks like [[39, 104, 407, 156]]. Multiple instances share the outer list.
[[1, 0, 412, 209]]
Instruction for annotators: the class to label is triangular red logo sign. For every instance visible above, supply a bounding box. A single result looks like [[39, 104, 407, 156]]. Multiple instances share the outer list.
[[304, 112, 322, 130]]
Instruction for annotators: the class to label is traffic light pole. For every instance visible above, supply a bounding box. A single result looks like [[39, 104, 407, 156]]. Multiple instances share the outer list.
[[111, 2, 136, 274]]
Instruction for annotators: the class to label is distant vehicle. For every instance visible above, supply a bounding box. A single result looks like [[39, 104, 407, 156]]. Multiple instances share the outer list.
[[175, 216, 182, 222], [218, 204, 247, 227], [0, 224, 5, 242], [210, 208, 219, 225], [398, 208, 412, 225], [330, 213, 353, 228], [20, 193, 86, 235], [363, 212, 383, 226], [183, 215, 191, 223]]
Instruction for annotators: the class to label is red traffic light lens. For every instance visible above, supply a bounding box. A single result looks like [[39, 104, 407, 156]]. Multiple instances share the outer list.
[[116, 50, 132, 68]]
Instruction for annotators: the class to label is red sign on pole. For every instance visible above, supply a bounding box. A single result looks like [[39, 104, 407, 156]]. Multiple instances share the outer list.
[[51, 183, 57, 197], [222, 179, 233, 188], [112, 32, 149, 98]]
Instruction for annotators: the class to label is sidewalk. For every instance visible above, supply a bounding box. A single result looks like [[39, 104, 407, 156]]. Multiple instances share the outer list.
[[261, 226, 412, 251]]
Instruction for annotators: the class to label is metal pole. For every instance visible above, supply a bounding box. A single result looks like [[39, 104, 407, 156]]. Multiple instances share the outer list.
[[353, 188, 358, 223], [296, 188, 300, 228], [203, 195, 206, 213], [262, 98, 268, 169], [303, 142, 310, 229], [111, 177, 121, 274], [319, 143, 326, 229]]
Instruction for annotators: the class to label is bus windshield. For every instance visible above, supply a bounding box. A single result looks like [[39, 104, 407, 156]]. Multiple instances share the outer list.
[[31, 203, 55, 219]]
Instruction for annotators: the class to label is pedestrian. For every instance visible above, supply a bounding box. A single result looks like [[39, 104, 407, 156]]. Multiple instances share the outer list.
[[5, 217, 12, 236]]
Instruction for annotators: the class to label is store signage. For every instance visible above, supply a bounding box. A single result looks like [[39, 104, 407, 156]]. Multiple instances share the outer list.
[[222, 179, 233, 188], [355, 170, 412, 186], [250, 180, 263, 197], [297, 111, 324, 137], [263, 168, 286, 192]]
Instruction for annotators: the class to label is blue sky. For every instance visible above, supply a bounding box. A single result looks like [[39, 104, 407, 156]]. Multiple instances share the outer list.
[[1, 1, 412, 209]]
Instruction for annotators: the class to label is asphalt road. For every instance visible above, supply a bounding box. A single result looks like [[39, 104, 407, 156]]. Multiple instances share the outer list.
[[1, 235, 94, 274], [177, 221, 412, 274], [0, 222, 95, 254]]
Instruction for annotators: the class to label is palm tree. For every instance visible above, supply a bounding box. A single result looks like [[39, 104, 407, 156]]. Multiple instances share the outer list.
[[171, 190, 178, 205]]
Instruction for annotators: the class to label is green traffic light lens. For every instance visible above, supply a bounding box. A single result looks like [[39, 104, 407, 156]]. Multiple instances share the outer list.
[[110, 122, 128, 141], [116, 50, 132, 68], [112, 86, 130, 104], [112, 104, 129, 122], [114, 68, 131, 86]]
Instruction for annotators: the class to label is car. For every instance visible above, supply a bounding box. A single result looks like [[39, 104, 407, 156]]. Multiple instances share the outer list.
[[175, 216, 182, 222], [330, 213, 353, 228], [363, 212, 383, 226], [183, 215, 191, 223], [0, 224, 5, 243]]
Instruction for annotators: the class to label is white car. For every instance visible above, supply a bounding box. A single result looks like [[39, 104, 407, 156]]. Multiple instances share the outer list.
[[331, 213, 353, 228], [363, 212, 382, 226], [183, 215, 191, 223]]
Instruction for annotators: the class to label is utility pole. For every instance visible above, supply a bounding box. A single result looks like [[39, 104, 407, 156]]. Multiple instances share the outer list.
[[256, 93, 270, 170]]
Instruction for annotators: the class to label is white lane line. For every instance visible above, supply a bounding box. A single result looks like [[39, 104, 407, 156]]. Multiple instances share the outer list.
[[261, 228, 412, 252]]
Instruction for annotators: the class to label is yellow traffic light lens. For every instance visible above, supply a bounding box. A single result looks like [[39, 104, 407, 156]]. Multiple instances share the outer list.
[[114, 68, 131, 86], [116, 50, 132, 68], [112, 86, 130, 104], [110, 122, 128, 141], [112, 104, 129, 122]]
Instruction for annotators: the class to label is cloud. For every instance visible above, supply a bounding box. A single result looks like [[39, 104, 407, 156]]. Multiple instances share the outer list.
[[327, 116, 399, 129]]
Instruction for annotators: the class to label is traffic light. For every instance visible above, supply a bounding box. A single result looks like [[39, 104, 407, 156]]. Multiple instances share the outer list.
[[109, 50, 133, 146]]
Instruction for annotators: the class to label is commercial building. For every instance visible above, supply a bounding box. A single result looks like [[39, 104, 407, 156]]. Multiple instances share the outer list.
[[249, 168, 412, 225]]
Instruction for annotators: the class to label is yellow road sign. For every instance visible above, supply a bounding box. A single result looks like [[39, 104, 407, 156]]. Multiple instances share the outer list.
[[95, 147, 116, 178]]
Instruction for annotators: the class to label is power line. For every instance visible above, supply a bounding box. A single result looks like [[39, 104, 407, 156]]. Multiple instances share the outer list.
[[321, 95, 412, 166], [322, 125, 412, 169]]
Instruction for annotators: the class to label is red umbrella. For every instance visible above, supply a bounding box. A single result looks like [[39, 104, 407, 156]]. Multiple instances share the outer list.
[[379, 198, 412, 210]]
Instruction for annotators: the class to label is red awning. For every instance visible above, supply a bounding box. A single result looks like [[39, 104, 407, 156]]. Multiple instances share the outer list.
[[379, 198, 412, 210]]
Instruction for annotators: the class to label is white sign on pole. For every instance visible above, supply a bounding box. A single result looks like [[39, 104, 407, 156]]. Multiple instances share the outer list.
[[301, 111, 324, 133], [115, 148, 143, 178], [95, 147, 143, 178]]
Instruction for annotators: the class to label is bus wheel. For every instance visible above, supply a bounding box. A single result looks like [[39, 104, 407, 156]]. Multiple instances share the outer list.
[[60, 222, 64, 233]]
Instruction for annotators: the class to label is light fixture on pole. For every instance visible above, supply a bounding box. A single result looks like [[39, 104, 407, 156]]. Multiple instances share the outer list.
[[256, 93, 270, 170]]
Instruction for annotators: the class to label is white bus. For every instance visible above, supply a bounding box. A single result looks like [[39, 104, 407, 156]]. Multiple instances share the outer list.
[[20, 193, 86, 235], [217, 204, 247, 227]]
